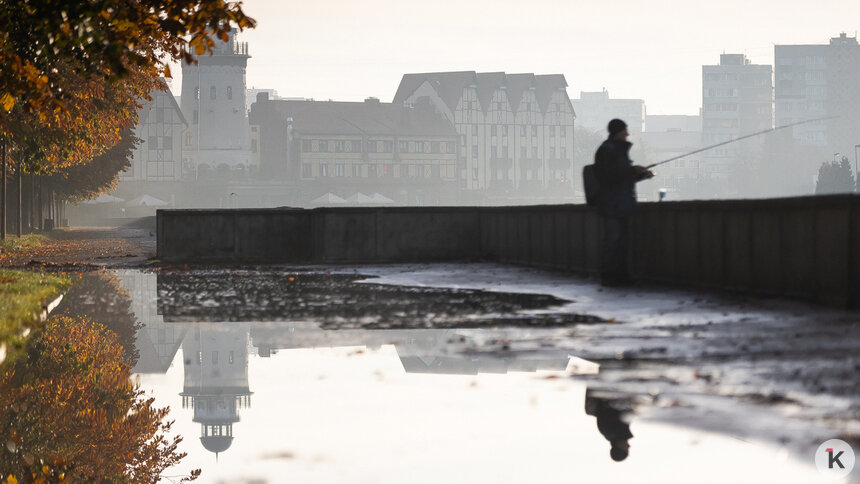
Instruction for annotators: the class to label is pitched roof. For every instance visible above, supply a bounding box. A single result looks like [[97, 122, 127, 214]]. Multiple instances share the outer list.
[[393, 71, 571, 115], [393, 71, 478, 112], [252, 99, 457, 137], [504, 73, 537, 113], [535, 74, 569, 113], [476, 72, 507, 113]]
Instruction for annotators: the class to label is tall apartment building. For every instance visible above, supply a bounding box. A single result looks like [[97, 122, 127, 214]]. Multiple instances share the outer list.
[[775, 33, 860, 158], [571, 89, 645, 135], [393, 71, 575, 201], [642, 115, 702, 200], [701, 54, 773, 191]]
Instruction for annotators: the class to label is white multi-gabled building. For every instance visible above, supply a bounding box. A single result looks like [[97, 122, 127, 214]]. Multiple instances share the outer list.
[[393, 71, 576, 200]]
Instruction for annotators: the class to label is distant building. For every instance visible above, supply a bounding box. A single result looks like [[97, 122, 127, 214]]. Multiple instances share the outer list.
[[181, 324, 252, 458], [775, 33, 860, 158], [120, 85, 186, 183], [180, 28, 252, 172], [246, 88, 282, 111], [393, 71, 575, 201], [249, 95, 460, 205], [701, 54, 773, 192], [572, 89, 645, 135], [642, 115, 702, 199]]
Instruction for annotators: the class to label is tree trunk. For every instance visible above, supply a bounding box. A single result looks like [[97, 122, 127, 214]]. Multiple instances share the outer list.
[[16, 157, 22, 237], [37, 176, 42, 231], [29, 173, 35, 231], [1, 138, 6, 240]]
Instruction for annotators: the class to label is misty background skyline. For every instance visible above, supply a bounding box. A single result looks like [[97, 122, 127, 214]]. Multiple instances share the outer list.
[[167, 0, 860, 115]]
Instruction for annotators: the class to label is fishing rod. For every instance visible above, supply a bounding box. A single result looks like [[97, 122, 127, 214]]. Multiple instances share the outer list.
[[645, 116, 837, 170]]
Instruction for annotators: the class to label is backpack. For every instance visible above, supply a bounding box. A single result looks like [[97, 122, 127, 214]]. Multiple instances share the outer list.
[[583, 164, 600, 206]]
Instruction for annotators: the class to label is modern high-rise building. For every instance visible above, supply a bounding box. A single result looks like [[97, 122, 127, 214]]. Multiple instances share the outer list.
[[571, 89, 646, 136], [393, 71, 576, 201], [775, 33, 860, 159], [642, 115, 702, 200], [701, 54, 773, 192]]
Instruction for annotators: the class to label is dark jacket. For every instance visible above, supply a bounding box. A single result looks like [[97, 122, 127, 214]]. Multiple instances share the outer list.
[[594, 138, 640, 217]]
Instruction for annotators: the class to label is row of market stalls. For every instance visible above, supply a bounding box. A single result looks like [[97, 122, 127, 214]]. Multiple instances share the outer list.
[[309, 192, 395, 206]]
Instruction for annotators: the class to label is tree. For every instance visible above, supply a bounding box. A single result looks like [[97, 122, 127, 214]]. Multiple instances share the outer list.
[[54, 271, 140, 365], [0, 0, 255, 236], [815, 156, 856, 194], [0, 316, 198, 482], [42, 128, 138, 203], [0, 0, 255, 119]]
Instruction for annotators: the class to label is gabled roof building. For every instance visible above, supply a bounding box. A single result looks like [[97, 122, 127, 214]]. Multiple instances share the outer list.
[[393, 71, 576, 201]]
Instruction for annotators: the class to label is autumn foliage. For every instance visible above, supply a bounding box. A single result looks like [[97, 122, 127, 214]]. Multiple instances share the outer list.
[[0, 316, 198, 482]]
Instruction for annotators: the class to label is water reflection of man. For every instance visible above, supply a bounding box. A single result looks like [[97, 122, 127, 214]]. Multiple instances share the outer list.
[[585, 390, 634, 462]]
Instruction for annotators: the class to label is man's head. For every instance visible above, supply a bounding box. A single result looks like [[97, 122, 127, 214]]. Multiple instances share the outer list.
[[607, 118, 629, 141], [610, 440, 630, 462]]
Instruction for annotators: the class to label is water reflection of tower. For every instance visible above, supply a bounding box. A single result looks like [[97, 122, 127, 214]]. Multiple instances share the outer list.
[[180, 323, 252, 457]]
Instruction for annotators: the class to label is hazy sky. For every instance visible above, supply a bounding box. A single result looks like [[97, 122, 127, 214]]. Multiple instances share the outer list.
[[168, 0, 860, 115]]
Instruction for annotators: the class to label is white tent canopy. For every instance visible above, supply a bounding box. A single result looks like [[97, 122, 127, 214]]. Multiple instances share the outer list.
[[369, 193, 394, 204], [125, 195, 169, 207], [82, 194, 125, 204], [346, 192, 374, 204], [310, 192, 347, 205]]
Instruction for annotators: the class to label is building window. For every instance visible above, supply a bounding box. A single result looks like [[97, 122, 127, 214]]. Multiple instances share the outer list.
[[368, 141, 377, 153], [353, 140, 362, 152], [501, 125, 507, 136], [383, 141, 393, 153], [319, 140, 328, 152], [302, 163, 311, 178], [383, 164, 392, 177], [472, 145, 478, 157], [335, 140, 344, 152], [416, 142, 425, 153], [460, 135, 466, 146], [210, 86, 216, 100], [195, 87, 199, 100], [447, 141, 455, 153], [302, 139, 312, 152], [251, 139, 258, 153], [320, 164, 328, 177], [521, 146, 527, 158], [354, 165, 360, 177], [335, 164, 344, 177], [472, 167, 478, 180], [472, 124, 478, 135], [491, 125, 497, 136], [185, 132, 192, 146], [532, 126, 537, 136], [520, 125, 526, 136], [431, 141, 439, 153], [193, 110, 198, 124], [399, 141, 408, 152], [227, 86, 233, 100]]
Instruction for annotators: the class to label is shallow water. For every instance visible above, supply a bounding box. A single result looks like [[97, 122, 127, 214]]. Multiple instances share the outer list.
[[51, 268, 833, 483]]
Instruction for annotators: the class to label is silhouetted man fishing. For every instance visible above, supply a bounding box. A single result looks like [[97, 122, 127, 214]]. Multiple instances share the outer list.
[[594, 119, 653, 286]]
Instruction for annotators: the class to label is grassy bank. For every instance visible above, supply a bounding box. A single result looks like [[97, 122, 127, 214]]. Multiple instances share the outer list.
[[0, 268, 70, 354], [0, 234, 47, 254]]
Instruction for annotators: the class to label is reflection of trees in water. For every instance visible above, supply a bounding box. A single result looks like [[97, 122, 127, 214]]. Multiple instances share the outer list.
[[0, 316, 198, 482], [56, 271, 140, 366]]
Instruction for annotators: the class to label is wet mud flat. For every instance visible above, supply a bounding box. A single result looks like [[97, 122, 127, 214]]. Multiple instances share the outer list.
[[155, 268, 604, 328]]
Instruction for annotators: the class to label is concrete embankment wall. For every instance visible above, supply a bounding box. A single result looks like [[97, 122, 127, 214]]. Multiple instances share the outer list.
[[157, 194, 859, 308]]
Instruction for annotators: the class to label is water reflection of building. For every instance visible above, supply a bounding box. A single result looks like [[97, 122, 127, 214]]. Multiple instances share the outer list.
[[180, 324, 252, 457], [129, 272, 578, 456], [116, 270, 187, 374]]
